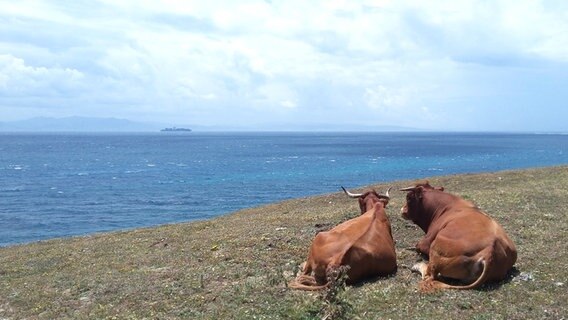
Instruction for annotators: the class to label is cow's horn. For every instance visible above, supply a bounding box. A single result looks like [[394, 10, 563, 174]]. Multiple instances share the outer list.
[[377, 187, 391, 200], [341, 186, 363, 198], [399, 186, 417, 192], [384, 187, 392, 199]]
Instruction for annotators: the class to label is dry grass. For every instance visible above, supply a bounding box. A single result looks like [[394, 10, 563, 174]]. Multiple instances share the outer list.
[[1, 166, 567, 319]]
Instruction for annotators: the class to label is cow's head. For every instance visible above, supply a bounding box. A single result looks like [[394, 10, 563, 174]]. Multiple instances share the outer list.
[[399, 180, 444, 223], [341, 186, 391, 214]]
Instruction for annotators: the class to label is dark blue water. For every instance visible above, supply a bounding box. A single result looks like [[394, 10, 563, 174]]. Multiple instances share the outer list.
[[1, 132, 566, 246]]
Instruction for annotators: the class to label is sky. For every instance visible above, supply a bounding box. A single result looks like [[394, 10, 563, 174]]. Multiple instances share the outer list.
[[1, 0, 568, 131]]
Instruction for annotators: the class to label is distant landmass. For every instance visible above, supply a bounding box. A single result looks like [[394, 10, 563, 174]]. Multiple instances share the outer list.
[[0, 117, 190, 132], [0, 116, 426, 132], [161, 127, 192, 132]]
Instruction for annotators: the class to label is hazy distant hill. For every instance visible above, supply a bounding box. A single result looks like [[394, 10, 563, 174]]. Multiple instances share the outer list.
[[0, 117, 424, 132], [0, 117, 169, 132]]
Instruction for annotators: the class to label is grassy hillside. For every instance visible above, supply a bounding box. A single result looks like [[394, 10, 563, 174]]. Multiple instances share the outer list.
[[1, 166, 567, 319]]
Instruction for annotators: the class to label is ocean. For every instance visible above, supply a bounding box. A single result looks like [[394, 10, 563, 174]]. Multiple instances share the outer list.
[[1, 132, 566, 246]]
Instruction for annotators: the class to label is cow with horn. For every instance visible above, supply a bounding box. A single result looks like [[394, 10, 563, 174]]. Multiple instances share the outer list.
[[289, 187, 397, 290], [400, 181, 517, 291]]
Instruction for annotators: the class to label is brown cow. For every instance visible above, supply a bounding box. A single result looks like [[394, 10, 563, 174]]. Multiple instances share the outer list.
[[400, 181, 517, 291], [289, 187, 397, 290]]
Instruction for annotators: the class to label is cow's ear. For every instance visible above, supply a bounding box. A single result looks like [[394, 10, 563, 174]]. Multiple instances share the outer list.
[[414, 186, 425, 200], [436, 186, 445, 191]]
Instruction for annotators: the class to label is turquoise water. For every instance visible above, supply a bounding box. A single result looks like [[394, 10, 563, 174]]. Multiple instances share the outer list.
[[1, 132, 566, 246]]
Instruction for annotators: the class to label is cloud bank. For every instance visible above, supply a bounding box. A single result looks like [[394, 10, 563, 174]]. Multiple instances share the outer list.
[[1, 0, 567, 131]]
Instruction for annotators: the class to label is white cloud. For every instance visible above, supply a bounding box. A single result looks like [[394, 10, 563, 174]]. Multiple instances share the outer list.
[[280, 100, 297, 108], [256, 83, 298, 108], [0, 54, 83, 96], [0, 0, 567, 129], [365, 85, 407, 110]]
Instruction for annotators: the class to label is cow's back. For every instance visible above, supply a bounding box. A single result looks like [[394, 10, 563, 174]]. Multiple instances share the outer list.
[[342, 211, 397, 280], [433, 208, 501, 246]]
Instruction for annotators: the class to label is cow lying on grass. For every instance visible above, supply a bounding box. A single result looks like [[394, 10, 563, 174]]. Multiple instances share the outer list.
[[400, 181, 517, 291], [289, 187, 397, 290]]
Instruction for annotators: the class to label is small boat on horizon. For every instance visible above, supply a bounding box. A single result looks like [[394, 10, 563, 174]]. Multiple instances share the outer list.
[[160, 127, 192, 132]]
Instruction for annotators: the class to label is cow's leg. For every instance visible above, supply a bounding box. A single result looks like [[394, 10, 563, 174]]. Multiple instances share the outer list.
[[417, 247, 483, 292], [411, 238, 436, 280], [416, 232, 437, 256], [429, 238, 486, 283], [416, 241, 429, 256], [435, 256, 481, 283], [410, 261, 444, 292]]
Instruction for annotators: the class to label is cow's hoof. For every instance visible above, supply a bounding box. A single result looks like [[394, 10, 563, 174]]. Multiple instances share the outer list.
[[295, 262, 307, 276], [411, 262, 428, 278]]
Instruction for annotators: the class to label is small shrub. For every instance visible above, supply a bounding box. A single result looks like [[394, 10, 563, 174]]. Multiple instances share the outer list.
[[319, 265, 353, 320]]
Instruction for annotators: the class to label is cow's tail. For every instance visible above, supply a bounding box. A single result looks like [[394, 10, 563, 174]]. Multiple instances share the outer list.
[[424, 258, 490, 291], [288, 274, 330, 291]]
